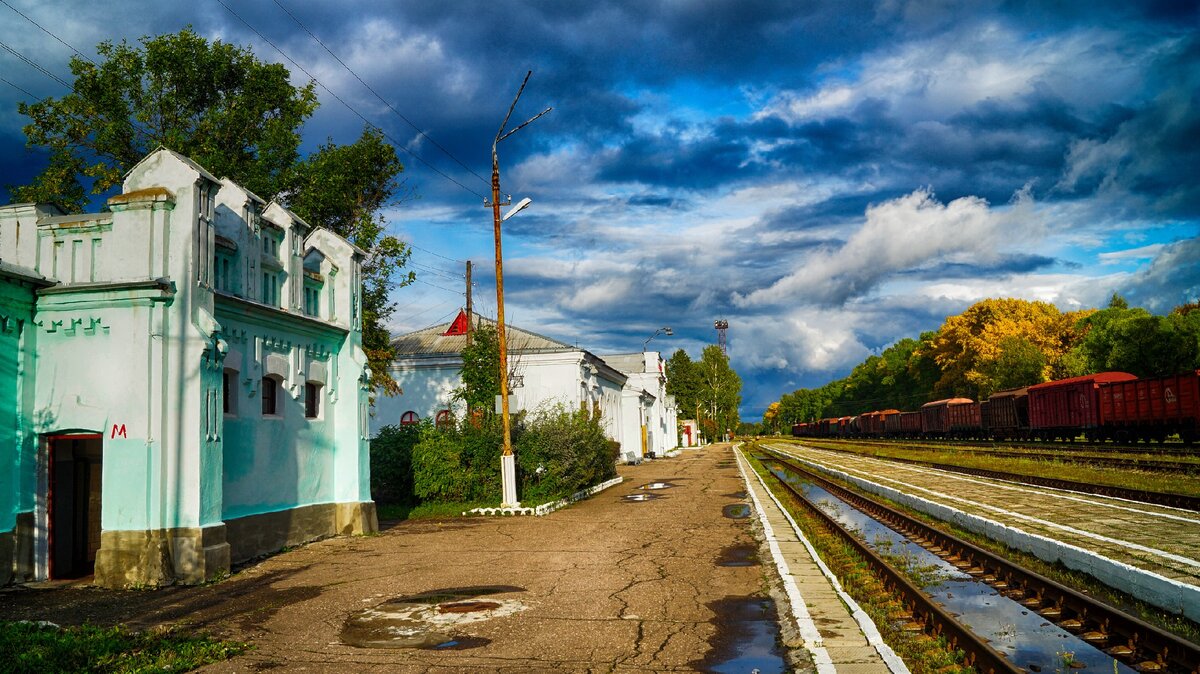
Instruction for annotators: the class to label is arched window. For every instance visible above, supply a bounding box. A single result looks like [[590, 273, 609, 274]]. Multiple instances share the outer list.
[[435, 409, 453, 428], [400, 411, 420, 426]]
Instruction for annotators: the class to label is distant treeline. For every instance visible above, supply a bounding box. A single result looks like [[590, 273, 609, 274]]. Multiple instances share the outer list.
[[763, 295, 1200, 429]]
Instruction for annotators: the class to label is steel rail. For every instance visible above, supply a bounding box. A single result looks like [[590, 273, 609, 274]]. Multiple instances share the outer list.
[[794, 442, 1200, 512], [760, 446, 1200, 674], [750, 451, 1023, 674], [810, 436, 1199, 457]]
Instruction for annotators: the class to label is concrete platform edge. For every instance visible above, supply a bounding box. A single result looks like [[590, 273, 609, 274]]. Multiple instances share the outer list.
[[737, 445, 911, 674]]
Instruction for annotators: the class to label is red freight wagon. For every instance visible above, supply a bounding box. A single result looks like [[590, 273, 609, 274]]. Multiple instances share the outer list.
[[921, 398, 977, 436], [860, 410, 899, 437], [1027, 372, 1136, 439], [884, 411, 903, 436], [898, 411, 922, 436], [982, 387, 1030, 439], [1099, 370, 1200, 443]]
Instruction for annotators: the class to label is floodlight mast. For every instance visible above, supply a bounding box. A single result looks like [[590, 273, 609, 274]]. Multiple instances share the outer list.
[[489, 71, 551, 508]]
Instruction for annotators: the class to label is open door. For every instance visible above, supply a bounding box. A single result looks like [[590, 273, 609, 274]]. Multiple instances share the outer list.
[[47, 434, 103, 579]]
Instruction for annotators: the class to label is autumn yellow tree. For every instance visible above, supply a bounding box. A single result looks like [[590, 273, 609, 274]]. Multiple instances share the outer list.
[[762, 402, 781, 434], [921, 298, 1094, 398]]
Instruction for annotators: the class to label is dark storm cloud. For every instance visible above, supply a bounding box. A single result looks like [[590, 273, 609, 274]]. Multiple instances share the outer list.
[[895, 253, 1059, 280], [1120, 236, 1200, 313]]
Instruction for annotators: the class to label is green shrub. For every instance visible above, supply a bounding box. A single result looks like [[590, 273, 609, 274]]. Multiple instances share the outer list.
[[0, 621, 244, 673], [370, 423, 421, 503], [411, 418, 503, 502], [515, 406, 618, 502]]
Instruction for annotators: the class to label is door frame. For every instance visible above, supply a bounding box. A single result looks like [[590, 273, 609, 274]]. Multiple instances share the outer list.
[[37, 432, 103, 580]]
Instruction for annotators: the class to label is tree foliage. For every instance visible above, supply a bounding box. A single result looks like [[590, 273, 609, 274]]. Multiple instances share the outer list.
[[9, 29, 415, 398], [767, 294, 1200, 425], [697, 345, 742, 439], [921, 298, 1093, 398], [13, 28, 316, 209], [455, 323, 501, 416], [665, 348, 701, 417]]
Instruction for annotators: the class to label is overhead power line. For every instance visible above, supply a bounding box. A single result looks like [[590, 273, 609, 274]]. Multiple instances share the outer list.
[[0, 0, 97, 66], [0, 74, 36, 99], [270, 0, 489, 187], [408, 243, 465, 264], [213, 0, 486, 199], [0, 39, 72, 89]]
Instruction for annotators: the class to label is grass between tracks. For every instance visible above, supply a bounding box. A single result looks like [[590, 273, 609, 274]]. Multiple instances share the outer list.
[[743, 449, 974, 674], [789, 438, 1200, 497], [0, 621, 245, 673], [757, 442, 1200, 646]]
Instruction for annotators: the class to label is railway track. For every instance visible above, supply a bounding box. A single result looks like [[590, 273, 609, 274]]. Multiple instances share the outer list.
[[816, 436, 1200, 458], [754, 446, 1200, 674], [792, 441, 1200, 511], [802, 438, 1200, 474]]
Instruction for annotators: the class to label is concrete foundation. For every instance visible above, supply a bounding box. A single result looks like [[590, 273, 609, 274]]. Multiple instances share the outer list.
[[225, 501, 378, 566], [0, 527, 12, 587], [94, 524, 230, 588]]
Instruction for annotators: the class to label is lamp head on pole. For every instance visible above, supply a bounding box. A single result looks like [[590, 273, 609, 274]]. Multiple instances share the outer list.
[[503, 197, 532, 221]]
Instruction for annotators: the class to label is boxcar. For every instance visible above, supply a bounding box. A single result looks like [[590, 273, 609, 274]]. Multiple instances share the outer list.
[[982, 387, 1029, 440], [1099, 369, 1200, 443], [860, 410, 899, 437], [898, 411, 922, 436], [1027, 372, 1136, 439], [921, 398, 979, 437]]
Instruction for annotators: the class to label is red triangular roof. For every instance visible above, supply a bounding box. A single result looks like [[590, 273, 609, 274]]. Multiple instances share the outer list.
[[442, 309, 469, 336]]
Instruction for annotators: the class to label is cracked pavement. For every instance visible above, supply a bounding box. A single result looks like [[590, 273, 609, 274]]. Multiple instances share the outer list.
[[0, 444, 784, 672]]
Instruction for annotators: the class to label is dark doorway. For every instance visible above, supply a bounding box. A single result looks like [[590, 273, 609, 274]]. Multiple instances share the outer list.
[[48, 434, 103, 579]]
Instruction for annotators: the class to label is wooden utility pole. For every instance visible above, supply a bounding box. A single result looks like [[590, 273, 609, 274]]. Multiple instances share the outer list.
[[465, 260, 473, 345]]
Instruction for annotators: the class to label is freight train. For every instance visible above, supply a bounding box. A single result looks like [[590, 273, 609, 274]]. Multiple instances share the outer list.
[[791, 370, 1199, 444]]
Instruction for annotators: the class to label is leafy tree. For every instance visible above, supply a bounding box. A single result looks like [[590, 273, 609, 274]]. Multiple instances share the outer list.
[[285, 129, 415, 395], [697, 345, 742, 439], [13, 28, 316, 208], [761, 402, 781, 434], [979, 336, 1047, 395], [1075, 307, 1200, 377], [9, 28, 414, 398], [456, 323, 501, 416], [665, 348, 701, 418], [922, 298, 1092, 399]]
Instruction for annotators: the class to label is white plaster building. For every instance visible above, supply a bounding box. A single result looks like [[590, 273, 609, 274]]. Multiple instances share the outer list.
[[372, 311, 638, 456], [600, 352, 679, 458]]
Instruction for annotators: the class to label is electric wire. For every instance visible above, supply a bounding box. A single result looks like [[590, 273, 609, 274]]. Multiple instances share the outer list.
[[213, 0, 487, 199], [408, 243, 465, 264], [410, 261, 463, 282], [0, 0, 95, 66], [412, 277, 464, 295], [270, 0, 489, 187], [0, 74, 36, 99], [0, 39, 72, 89]]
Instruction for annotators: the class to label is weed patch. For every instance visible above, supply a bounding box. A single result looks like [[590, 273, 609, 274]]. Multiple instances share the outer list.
[[0, 621, 245, 673]]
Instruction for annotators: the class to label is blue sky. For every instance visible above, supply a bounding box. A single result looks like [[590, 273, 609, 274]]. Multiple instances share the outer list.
[[1, 1, 1197, 419]]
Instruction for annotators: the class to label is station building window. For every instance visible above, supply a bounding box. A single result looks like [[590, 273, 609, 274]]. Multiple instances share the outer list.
[[223, 368, 239, 416], [400, 411, 419, 426], [262, 376, 280, 416], [435, 409, 452, 428], [305, 382, 321, 419]]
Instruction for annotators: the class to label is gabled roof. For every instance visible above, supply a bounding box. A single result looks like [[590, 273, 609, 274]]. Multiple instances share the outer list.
[[391, 310, 575, 357], [125, 146, 219, 184]]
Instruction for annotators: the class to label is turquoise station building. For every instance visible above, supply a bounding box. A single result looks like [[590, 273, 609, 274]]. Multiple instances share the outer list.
[[0, 149, 377, 588]]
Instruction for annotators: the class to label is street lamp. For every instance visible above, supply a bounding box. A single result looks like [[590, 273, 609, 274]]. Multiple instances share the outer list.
[[643, 326, 673, 351], [490, 71, 551, 509]]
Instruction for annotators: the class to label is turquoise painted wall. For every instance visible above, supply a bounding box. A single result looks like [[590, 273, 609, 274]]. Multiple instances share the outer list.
[[0, 275, 37, 535]]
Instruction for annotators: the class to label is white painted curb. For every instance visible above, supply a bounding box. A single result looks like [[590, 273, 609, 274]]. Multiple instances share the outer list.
[[465, 476, 625, 517], [735, 445, 910, 674]]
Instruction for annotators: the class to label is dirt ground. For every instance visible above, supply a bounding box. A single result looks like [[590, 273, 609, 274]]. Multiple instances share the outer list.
[[0, 443, 792, 672]]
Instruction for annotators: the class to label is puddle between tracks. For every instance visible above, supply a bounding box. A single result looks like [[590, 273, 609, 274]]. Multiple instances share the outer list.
[[722, 503, 751, 519], [341, 585, 525, 650], [694, 597, 788, 673], [765, 462, 1140, 674]]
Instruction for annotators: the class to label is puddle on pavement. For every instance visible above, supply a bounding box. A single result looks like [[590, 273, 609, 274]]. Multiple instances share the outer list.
[[341, 585, 525, 649], [716, 544, 760, 567], [694, 596, 788, 673], [722, 503, 751, 519], [639, 481, 677, 490], [723, 491, 748, 499], [622, 493, 665, 502], [765, 462, 1140, 674]]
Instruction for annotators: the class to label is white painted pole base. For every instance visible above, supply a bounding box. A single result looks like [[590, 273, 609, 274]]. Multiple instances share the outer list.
[[501, 453, 519, 508]]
